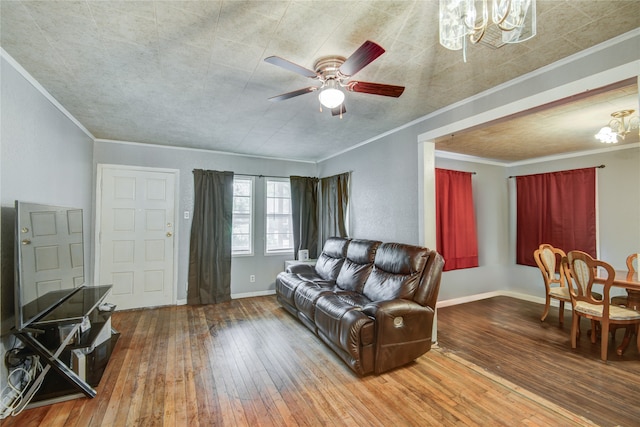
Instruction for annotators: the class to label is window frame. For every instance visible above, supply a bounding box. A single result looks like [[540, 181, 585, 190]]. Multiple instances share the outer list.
[[264, 177, 294, 255], [231, 175, 254, 257]]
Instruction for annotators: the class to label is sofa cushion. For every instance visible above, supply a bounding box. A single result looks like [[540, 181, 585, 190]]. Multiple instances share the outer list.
[[336, 239, 381, 292], [294, 281, 337, 324], [275, 272, 310, 307], [314, 237, 350, 281], [362, 243, 430, 302], [315, 293, 375, 349]]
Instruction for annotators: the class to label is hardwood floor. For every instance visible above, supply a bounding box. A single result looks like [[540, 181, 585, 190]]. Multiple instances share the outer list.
[[3, 295, 636, 426], [437, 296, 640, 427]]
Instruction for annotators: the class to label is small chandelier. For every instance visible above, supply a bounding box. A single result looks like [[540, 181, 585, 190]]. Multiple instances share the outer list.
[[439, 0, 536, 62], [595, 109, 640, 144]]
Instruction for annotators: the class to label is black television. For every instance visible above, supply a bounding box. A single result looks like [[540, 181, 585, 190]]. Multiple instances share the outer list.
[[14, 201, 86, 331]]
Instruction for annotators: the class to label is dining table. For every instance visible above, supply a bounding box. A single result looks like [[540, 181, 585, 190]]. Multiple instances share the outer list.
[[594, 269, 640, 356]]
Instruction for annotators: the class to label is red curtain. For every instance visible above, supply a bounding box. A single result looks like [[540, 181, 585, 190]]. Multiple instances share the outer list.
[[516, 167, 596, 266], [436, 169, 479, 271]]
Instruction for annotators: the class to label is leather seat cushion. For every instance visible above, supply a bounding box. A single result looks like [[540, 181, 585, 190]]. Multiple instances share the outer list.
[[275, 272, 311, 307], [295, 281, 337, 321], [315, 293, 375, 350]]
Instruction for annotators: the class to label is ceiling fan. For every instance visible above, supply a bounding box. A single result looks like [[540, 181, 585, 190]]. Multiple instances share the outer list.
[[264, 40, 405, 117]]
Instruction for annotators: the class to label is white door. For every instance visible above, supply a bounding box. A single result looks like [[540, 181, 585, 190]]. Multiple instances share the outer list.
[[96, 165, 177, 310]]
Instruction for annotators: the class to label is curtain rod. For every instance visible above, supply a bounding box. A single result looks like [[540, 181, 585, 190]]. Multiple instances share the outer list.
[[238, 171, 353, 179], [508, 164, 605, 179]]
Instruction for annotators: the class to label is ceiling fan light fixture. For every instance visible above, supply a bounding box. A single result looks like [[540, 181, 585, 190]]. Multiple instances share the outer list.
[[318, 81, 345, 109]]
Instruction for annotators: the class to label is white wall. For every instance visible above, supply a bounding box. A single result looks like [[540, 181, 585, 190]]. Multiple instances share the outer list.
[[93, 141, 316, 301]]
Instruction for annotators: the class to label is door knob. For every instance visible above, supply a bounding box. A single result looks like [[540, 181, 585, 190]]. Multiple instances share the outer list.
[[22, 239, 31, 245], [166, 232, 173, 237]]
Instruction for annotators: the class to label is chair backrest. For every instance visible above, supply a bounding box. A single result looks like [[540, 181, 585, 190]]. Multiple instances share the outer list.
[[626, 253, 639, 273], [564, 251, 614, 314], [533, 244, 567, 290]]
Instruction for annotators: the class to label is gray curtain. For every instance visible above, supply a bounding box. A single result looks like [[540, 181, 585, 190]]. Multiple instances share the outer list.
[[188, 169, 234, 305], [290, 176, 319, 259], [320, 172, 350, 244]]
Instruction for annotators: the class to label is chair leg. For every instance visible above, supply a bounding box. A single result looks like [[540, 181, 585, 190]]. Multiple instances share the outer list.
[[558, 301, 565, 325], [615, 326, 634, 356], [571, 313, 579, 349], [541, 295, 551, 322], [590, 320, 598, 344], [601, 320, 610, 362]]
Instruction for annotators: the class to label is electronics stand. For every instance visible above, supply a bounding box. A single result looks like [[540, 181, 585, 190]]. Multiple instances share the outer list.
[[11, 285, 119, 407]]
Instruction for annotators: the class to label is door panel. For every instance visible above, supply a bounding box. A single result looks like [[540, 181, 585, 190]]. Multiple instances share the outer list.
[[19, 204, 85, 304]]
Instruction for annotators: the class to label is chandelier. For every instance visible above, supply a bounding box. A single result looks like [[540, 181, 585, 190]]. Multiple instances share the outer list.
[[439, 0, 536, 62], [594, 110, 640, 144]]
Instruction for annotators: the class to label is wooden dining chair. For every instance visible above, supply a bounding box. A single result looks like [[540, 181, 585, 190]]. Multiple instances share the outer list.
[[534, 244, 570, 325], [610, 253, 640, 353], [611, 253, 638, 306], [564, 251, 640, 361]]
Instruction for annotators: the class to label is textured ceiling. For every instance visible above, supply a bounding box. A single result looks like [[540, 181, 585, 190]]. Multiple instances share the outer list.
[[1, 1, 639, 162]]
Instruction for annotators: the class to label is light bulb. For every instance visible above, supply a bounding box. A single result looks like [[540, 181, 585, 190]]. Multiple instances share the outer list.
[[318, 81, 344, 109]]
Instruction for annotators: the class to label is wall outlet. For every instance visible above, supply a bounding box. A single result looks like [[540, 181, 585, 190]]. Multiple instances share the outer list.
[[249, 275, 256, 283]]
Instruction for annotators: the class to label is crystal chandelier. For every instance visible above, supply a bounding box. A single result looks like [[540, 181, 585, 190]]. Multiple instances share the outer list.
[[595, 110, 640, 144], [439, 0, 536, 62]]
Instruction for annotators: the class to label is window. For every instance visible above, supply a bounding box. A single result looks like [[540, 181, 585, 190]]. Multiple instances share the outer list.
[[232, 176, 253, 255], [435, 168, 479, 271], [265, 178, 293, 253], [515, 167, 596, 266]]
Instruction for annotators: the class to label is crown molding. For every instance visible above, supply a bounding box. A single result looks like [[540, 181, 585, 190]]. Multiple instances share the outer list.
[[1, 48, 95, 140], [94, 139, 317, 164]]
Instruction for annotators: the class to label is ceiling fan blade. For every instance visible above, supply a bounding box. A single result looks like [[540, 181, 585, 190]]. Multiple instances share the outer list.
[[339, 40, 385, 77], [268, 87, 317, 102], [347, 81, 405, 98], [264, 56, 318, 79], [331, 104, 346, 117]]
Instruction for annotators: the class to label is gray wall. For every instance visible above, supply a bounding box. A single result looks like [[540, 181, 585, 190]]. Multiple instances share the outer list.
[[318, 31, 639, 303], [0, 56, 94, 386], [93, 142, 316, 301]]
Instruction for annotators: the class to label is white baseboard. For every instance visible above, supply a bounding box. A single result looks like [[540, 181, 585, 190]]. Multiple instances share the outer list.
[[176, 290, 276, 305], [437, 290, 570, 311], [231, 290, 276, 299]]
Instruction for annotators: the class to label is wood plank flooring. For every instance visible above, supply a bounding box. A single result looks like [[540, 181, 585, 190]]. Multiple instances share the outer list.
[[437, 296, 640, 427], [3, 295, 634, 426]]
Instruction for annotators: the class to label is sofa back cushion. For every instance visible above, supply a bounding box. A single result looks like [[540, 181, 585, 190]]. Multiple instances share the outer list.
[[336, 239, 381, 292], [314, 237, 350, 281], [362, 243, 430, 302]]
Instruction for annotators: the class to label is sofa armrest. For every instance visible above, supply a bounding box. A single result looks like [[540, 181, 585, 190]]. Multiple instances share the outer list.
[[286, 263, 316, 274], [363, 299, 435, 374]]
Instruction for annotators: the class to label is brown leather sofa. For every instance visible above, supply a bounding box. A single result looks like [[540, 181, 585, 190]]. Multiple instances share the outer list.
[[275, 237, 444, 376]]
